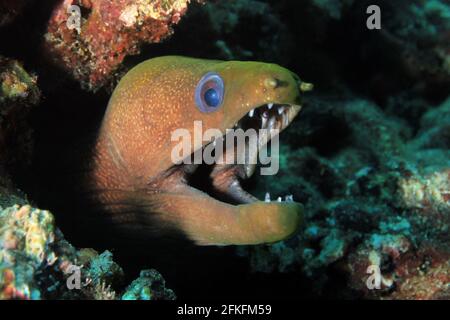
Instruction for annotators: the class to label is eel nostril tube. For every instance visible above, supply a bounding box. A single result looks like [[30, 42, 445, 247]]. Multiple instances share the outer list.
[[299, 81, 314, 92]]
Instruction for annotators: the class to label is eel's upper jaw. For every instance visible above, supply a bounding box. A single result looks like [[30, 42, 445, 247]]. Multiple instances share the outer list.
[[236, 102, 303, 134]]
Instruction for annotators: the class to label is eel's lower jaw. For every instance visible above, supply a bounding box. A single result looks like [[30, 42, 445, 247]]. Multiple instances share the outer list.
[[157, 183, 304, 246], [208, 164, 294, 206]]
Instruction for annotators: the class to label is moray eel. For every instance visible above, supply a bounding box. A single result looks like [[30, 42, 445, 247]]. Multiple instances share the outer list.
[[88, 56, 312, 246]]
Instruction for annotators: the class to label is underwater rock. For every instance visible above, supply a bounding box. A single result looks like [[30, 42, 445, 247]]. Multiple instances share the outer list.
[[381, 0, 450, 96], [398, 169, 450, 243], [409, 96, 450, 152], [387, 245, 449, 300], [0, 0, 448, 300], [121, 269, 176, 300], [0, 204, 69, 299], [151, 0, 295, 69], [0, 57, 39, 105], [0, 204, 175, 300], [267, 0, 450, 99], [0, 56, 40, 201], [44, 0, 205, 91], [309, 0, 355, 20], [347, 238, 449, 299], [399, 170, 450, 215], [345, 0, 450, 100]]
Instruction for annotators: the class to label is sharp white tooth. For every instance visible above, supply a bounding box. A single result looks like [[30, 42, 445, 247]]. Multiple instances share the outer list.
[[268, 116, 276, 129], [268, 103, 274, 110], [278, 106, 285, 115], [285, 195, 293, 202], [261, 116, 268, 128], [244, 163, 256, 178], [277, 197, 282, 202], [258, 120, 271, 150], [249, 109, 255, 117], [283, 114, 289, 127], [244, 135, 258, 178], [265, 192, 271, 202]]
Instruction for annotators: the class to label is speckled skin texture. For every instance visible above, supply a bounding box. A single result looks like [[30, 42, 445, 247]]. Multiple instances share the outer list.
[[89, 56, 305, 245]]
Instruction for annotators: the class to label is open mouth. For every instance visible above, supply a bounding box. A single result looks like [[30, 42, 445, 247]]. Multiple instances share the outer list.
[[178, 102, 302, 206]]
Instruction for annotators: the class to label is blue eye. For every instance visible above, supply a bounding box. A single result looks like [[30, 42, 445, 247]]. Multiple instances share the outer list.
[[204, 88, 220, 107], [195, 72, 224, 112]]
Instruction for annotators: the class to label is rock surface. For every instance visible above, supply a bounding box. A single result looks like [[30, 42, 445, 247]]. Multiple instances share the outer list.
[[44, 0, 205, 91]]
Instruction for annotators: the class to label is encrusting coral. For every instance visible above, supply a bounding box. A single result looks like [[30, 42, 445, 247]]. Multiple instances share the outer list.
[[44, 0, 205, 91], [0, 204, 176, 300], [122, 269, 176, 300]]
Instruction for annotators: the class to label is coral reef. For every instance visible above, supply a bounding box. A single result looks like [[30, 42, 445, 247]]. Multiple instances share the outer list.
[[239, 94, 450, 299], [122, 269, 176, 300], [0, 204, 175, 300], [373, 0, 450, 99], [347, 237, 449, 299], [200, 0, 293, 62], [44, 0, 205, 91]]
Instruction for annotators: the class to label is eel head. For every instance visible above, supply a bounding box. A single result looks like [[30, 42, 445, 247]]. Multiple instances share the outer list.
[[91, 56, 312, 246]]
